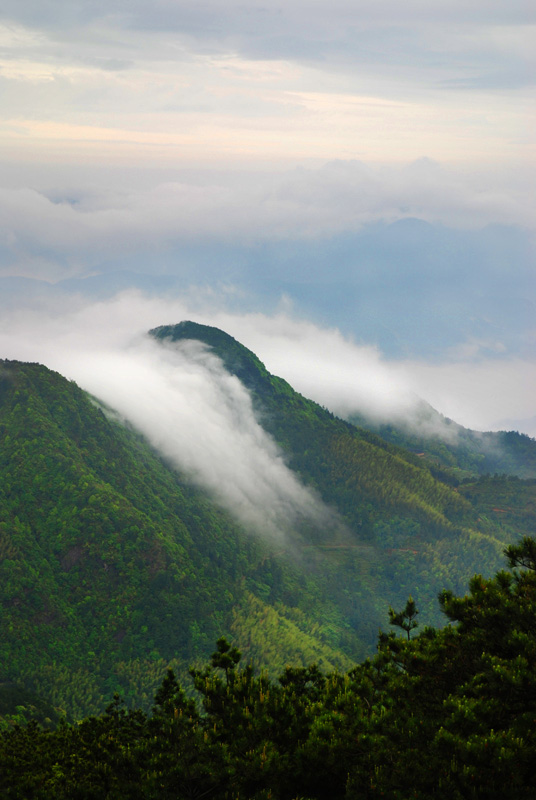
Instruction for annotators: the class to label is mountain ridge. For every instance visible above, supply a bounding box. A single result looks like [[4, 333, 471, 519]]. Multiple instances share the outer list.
[[151, 321, 536, 481]]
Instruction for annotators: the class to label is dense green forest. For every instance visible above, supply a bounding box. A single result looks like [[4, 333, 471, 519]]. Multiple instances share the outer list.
[[2, 537, 535, 799], [1, 324, 535, 720], [0, 358, 349, 720]]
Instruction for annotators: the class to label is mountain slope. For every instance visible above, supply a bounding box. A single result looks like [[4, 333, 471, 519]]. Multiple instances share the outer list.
[[150, 323, 470, 532], [150, 322, 535, 620], [0, 359, 351, 719], [346, 404, 536, 480]]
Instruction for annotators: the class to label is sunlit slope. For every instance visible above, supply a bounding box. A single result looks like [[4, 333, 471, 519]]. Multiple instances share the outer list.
[[0, 359, 351, 719]]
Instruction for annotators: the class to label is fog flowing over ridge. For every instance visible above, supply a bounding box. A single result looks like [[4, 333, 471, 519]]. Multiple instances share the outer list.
[[0, 0, 532, 435], [0, 0, 533, 552], [0, 295, 356, 543], [0, 291, 534, 507], [85, 335, 343, 544]]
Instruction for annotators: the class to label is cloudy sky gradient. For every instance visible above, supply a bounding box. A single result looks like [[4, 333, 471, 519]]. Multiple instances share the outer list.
[[1, 0, 534, 165], [0, 0, 534, 437]]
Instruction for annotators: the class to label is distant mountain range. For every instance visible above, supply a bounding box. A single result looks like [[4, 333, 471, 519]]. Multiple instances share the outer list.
[[2, 218, 533, 361], [1, 321, 535, 721]]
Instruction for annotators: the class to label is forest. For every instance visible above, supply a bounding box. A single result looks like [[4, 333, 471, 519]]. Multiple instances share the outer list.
[[1, 323, 536, 726], [1, 536, 535, 799]]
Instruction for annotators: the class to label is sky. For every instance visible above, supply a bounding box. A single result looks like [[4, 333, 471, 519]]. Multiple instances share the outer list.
[[0, 1, 534, 166], [0, 0, 535, 448]]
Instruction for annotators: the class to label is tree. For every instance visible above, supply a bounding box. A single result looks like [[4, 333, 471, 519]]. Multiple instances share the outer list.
[[145, 669, 227, 800], [387, 595, 419, 640]]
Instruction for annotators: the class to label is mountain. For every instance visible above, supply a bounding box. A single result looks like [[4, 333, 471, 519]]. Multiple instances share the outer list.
[[150, 322, 536, 608], [346, 403, 536, 480], [0, 358, 359, 719], [1, 326, 535, 720]]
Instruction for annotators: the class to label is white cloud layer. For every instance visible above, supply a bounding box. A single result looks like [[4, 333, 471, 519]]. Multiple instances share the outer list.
[[215, 310, 536, 436]]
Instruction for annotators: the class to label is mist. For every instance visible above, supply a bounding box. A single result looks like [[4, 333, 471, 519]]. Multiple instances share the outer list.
[[1, 162, 534, 284], [0, 295, 357, 544], [0, 292, 534, 460], [0, 291, 534, 545]]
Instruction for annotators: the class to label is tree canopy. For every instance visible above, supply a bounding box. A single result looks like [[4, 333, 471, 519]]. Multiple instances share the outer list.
[[2, 537, 535, 799]]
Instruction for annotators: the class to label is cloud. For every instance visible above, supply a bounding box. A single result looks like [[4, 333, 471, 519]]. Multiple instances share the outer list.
[[0, 291, 534, 480], [1, 160, 534, 282], [0, 0, 535, 112], [206, 308, 536, 436], [399, 357, 536, 436], [0, 294, 346, 545], [1, 161, 533, 372], [2, 2, 532, 69], [0, 1, 533, 170], [83, 336, 343, 544], [216, 311, 420, 422]]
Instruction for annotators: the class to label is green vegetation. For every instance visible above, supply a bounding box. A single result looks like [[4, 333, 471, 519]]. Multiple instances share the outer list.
[[1, 325, 535, 720], [347, 405, 536, 480], [0, 358, 347, 719], [151, 322, 536, 626], [2, 537, 535, 799]]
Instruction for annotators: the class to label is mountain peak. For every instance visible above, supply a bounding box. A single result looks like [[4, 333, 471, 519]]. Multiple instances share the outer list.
[[149, 321, 271, 393], [151, 320, 239, 349]]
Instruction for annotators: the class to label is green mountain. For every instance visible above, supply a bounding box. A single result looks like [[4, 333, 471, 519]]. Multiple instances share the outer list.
[[0, 358, 353, 720], [1, 326, 535, 720], [150, 322, 535, 615], [151, 320, 535, 536]]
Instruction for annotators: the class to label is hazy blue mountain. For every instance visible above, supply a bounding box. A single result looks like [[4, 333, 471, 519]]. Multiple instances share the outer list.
[[2, 218, 533, 360]]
